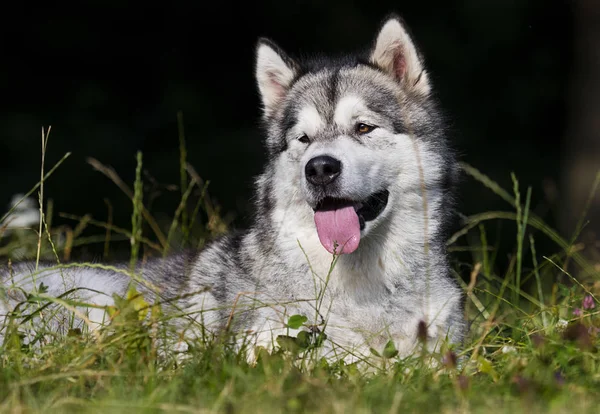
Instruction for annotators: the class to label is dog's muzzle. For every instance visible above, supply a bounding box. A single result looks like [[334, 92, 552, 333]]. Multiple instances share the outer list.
[[305, 156, 389, 255]]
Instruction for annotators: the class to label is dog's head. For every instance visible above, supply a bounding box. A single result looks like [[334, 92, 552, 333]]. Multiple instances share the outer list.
[[255, 15, 454, 255]]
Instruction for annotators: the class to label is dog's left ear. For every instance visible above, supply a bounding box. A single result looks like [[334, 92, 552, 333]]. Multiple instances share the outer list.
[[370, 15, 430, 97], [256, 39, 299, 117]]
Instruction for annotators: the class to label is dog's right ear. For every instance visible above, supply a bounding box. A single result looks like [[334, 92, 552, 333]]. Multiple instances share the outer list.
[[256, 39, 299, 117]]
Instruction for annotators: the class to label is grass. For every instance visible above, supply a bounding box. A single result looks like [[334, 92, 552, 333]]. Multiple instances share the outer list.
[[1, 125, 600, 413]]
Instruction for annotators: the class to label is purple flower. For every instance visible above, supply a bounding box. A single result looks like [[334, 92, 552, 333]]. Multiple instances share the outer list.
[[573, 308, 582, 317], [554, 371, 565, 387], [582, 295, 596, 310]]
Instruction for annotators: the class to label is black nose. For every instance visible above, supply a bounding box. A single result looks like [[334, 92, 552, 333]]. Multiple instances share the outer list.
[[305, 155, 342, 186]]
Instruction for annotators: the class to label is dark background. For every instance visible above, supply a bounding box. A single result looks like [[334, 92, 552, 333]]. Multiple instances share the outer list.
[[1, 1, 584, 258]]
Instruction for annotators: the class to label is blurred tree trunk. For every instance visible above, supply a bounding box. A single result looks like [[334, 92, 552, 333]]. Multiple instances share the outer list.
[[562, 0, 600, 263]]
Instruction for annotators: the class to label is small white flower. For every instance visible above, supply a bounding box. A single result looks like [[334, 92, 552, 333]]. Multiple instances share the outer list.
[[556, 319, 569, 330], [501, 345, 516, 354], [3, 194, 40, 230]]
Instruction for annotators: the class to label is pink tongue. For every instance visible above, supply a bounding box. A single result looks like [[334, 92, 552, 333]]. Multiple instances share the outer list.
[[314, 205, 361, 254]]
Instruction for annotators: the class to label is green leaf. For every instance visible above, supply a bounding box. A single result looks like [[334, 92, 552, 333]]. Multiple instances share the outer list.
[[126, 285, 150, 321], [382, 340, 399, 359], [277, 335, 301, 353], [254, 346, 270, 362], [112, 293, 127, 309], [38, 282, 49, 294], [370, 347, 381, 357], [295, 331, 311, 349], [314, 332, 327, 348], [67, 328, 82, 337], [286, 314, 308, 329], [477, 357, 499, 382], [557, 284, 571, 298]]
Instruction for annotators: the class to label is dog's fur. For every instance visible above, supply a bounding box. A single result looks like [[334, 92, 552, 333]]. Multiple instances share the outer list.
[[1, 15, 465, 362]]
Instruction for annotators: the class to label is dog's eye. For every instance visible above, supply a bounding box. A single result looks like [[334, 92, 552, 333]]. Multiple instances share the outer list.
[[298, 134, 310, 144], [356, 123, 376, 134]]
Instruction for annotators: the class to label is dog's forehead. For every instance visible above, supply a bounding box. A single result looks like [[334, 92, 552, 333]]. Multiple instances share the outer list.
[[286, 66, 400, 129]]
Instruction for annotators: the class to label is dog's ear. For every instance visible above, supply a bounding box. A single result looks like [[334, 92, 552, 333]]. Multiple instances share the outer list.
[[370, 15, 430, 97], [256, 39, 299, 117]]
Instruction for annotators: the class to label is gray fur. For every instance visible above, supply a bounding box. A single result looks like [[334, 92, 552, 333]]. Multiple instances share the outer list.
[[1, 15, 465, 362]]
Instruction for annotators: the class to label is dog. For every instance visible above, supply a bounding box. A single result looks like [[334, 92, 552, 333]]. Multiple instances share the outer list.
[[1, 15, 465, 363]]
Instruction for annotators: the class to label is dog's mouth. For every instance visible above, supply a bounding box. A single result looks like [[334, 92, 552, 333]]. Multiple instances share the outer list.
[[312, 189, 389, 255]]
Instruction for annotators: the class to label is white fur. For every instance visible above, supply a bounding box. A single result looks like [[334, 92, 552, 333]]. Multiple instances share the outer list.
[[257, 85, 460, 360], [333, 96, 367, 128], [3, 194, 40, 231], [297, 105, 325, 138]]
